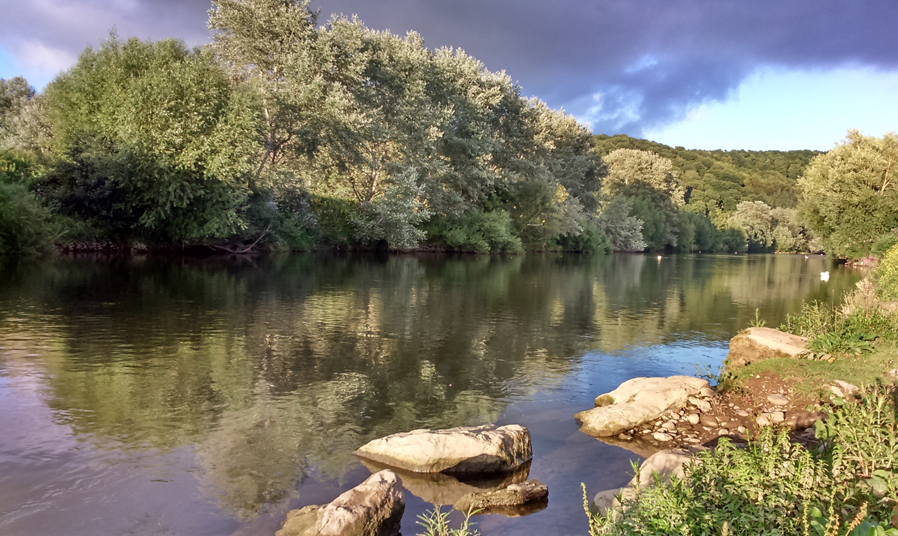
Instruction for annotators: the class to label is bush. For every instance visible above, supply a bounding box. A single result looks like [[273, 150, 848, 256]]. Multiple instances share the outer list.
[[875, 243, 898, 301], [0, 181, 54, 256], [587, 385, 898, 536], [871, 233, 898, 260], [425, 210, 523, 253]]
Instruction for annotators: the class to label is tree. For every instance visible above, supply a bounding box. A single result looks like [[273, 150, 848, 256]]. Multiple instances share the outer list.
[[208, 0, 323, 179], [41, 36, 261, 243], [799, 130, 898, 258]]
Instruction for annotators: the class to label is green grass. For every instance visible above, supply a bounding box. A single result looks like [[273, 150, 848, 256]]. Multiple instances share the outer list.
[[727, 345, 898, 400]]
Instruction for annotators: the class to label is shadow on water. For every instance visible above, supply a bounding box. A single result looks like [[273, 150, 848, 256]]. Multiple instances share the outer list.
[[0, 253, 862, 535]]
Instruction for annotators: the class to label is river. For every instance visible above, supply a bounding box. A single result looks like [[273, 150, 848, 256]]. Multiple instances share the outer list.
[[0, 253, 860, 535]]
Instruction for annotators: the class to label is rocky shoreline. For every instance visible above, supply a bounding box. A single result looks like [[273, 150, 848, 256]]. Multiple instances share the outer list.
[[275, 326, 870, 535]]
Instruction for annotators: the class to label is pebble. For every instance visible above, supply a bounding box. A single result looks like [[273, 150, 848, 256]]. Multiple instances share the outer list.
[[832, 380, 859, 397], [700, 387, 716, 398], [718, 428, 729, 436], [687, 414, 701, 425], [736, 410, 749, 417], [618, 433, 632, 441], [700, 415, 719, 428], [770, 412, 785, 423], [757, 414, 771, 427], [662, 421, 677, 431], [767, 393, 789, 406], [653, 432, 673, 442], [689, 396, 712, 413], [737, 426, 746, 434]]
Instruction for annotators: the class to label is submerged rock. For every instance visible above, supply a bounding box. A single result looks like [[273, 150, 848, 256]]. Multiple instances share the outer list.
[[593, 450, 694, 515], [453, 480, 549, 517], [277, 470, 404, 536], [358, 458, 530, 506], [354, 424, 532, 474], [574, 376, 709, 437], [725, 327, 808, 369]]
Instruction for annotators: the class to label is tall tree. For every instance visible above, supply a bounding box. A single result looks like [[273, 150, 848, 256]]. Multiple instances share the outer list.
[[799, 130, 898, 258]]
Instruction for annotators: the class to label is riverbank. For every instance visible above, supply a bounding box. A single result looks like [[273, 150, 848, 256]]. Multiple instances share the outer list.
[[584, 244, 898, 536]]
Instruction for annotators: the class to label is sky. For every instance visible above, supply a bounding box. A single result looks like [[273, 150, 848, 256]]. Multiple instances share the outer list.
[[1, 0, 896, 151]]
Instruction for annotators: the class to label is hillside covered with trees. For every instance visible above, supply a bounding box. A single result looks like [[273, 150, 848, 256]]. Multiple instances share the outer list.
[[0, 0, 895, 259]]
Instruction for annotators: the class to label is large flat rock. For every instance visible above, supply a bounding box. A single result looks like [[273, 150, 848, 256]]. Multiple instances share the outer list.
[[276, 470, 404, 536], [354, 424, 532, 474], [574, 376, 709, 437], [725, 327, 808, 369]]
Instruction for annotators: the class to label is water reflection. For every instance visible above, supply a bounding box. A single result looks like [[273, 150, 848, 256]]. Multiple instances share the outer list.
[[0, 253, 860, 532]]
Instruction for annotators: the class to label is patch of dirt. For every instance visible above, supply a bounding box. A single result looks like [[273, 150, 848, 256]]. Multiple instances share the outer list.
[[607, 371, 828, 454]]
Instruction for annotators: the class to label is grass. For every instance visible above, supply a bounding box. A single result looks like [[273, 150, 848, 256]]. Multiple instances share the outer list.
[[727, 344, 898, 400], [586, 385, 898, 536]]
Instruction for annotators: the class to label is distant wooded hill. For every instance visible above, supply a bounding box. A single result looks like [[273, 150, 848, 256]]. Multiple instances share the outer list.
[[592, 134, 821, 223]]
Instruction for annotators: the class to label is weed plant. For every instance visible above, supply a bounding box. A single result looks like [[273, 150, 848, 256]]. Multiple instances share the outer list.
[[416, 507, 481, 536], [585, 385, 898, 536]]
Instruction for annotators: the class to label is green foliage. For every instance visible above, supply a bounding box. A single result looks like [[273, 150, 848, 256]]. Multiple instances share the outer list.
[[589, 386, 898, 536], [875, 244, 898, 301], [352, 167, 431, 249], [871, 233, 898, 260], [598, 195, 646, 252], [720, 227, 747, 253], [799, 131, 898, 259], [416, 507, 481, 536], [0, 181, 54, 256], [425, 209, 523, 253], [40, 36, 261, 244]]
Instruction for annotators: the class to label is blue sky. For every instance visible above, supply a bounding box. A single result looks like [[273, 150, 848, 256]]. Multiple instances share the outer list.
[[1, 0, 896, 152]]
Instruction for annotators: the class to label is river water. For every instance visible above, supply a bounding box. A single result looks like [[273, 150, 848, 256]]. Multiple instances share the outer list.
[[0, 253, 860, 535]]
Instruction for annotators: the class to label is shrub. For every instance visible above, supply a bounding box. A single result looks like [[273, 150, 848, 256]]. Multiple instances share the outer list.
[[874, 243, 898, 301], [0, 181, 54, 256], [587, 385, 898, 536], [425, 210, 523, 253], [871, 233, 898, 260]]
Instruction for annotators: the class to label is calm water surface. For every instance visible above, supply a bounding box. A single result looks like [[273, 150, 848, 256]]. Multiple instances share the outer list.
[[0, 253, 861, 535]]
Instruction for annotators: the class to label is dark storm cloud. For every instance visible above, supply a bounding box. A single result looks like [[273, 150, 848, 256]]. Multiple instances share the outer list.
[[2, 0, 896, 135]]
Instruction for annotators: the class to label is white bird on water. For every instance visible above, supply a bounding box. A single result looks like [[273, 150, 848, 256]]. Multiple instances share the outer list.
[[821, 271, 830, 282]]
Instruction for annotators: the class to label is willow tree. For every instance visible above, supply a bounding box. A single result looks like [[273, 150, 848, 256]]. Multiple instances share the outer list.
[[208, 0, 323, 178], [799, 130, 898, 258]]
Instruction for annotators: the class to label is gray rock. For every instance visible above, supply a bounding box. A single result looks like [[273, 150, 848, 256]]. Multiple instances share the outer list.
[[736, 410, 750, 417], [454, 480, 548, 516], [661, 421, 677, 431], [575, 376, 709, 437], [277, 470, 404, 536], [770, 412, 785, 423], [756, 414, 771, 427], [592, 450, 694, 515], [767, 393, 789, 406], [725, 327, 808, 369], [699, 415, 718, 428], [687, 414, 701, 425], [832, 380, 859, 397], [355, 425, 531, 474], [688, 396, 712, 413], [700, 387, 716, 398], [653, 432, 673, 442]]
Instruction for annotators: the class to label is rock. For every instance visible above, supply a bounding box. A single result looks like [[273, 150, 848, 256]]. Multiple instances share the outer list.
[[784, 411, 824, 430], [736, 410, 749, 417], [888, 369, 898, 378], [688, 396, 712, 413], [575, 376, 709, 437], [277, 470, 404, 536], [767, 393, 789, 406], [358, 459, 529, 506], [661, 422, 677, 432], [355, 425, 531, 474], [717, 428, 729, 436], [618, 433, 632, 441], [687, 414, 701, 425], [725, 327, 808, 369], [700, 387, 716, 398], [454, 480, 548, 517], [737, 426, 746, 434], [830, 380, 860, 397], [592, 450, 694, 515], [756, 414, 771, 427], [770, 412, 785, 423], [699, 415, 718, 428], [653, 432, 673, 442]]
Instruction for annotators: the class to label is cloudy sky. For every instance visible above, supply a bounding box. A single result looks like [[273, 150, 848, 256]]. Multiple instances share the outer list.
[[1, 0, 896, 151]]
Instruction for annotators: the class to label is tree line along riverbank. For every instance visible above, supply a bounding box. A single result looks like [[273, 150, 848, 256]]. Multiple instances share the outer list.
[[1, 0, 896, 259]]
